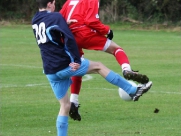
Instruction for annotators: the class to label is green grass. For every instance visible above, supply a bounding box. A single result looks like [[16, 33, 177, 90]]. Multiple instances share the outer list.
[[0, 25, 181, 136]]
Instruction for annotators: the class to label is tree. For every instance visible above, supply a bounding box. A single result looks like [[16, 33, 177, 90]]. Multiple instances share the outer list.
[[0, 0, 180, 24]]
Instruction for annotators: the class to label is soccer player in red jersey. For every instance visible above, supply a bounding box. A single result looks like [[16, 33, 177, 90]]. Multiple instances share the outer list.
[[60, 0, 150, 121]]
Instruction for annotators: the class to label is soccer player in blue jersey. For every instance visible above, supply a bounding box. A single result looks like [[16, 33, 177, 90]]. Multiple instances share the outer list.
[[32, 0, 152, 135]]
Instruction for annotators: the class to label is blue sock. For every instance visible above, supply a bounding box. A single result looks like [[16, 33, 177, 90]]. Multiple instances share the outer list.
[[105, 71, 137, 94], [56, 116, 68, 136]]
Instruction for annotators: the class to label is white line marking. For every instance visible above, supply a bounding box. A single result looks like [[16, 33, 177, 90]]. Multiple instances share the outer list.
[[0, 64, 92, 87], [0, 83, 48, 88], [1, 84, 180, 95], [0, 64, 42, 69], [0, 75, 93, 88], [1, 64, 180, 95]]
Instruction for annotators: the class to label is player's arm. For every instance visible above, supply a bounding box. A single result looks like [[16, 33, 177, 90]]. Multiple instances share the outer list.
[[84, 0, 110, 35], [54, 13, 81, 64]]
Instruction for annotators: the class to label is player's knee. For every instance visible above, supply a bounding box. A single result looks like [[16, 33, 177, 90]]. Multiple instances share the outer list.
[[88, 61, 105, 74], [96, 62, 104, 69], [106, 43, 120, 54]]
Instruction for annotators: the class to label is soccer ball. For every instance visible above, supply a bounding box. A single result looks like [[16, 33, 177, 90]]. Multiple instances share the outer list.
[[118, 80, 137, 101]]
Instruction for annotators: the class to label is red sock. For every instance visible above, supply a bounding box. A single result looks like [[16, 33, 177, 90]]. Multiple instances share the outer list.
[[70, 76, 82, 94], [114, 48, 130, 65]]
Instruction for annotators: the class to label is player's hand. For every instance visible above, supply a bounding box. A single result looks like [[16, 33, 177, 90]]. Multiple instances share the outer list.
[[69, 62, 80, 71], [107, 30, 113, 40], [67, 19, 78, 25]]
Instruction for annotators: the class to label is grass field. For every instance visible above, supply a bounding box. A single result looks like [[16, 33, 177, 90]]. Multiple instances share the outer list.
[[0, 25, 181, 136]]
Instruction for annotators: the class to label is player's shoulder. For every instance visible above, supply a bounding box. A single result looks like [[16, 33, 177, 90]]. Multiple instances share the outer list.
[[48, 12, 64, 20], [84, 0, 97, 6], [49, 12, 62, 17]]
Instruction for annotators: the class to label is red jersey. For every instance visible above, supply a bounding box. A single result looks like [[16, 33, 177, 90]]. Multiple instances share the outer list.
[[60, 0, 110, 35]]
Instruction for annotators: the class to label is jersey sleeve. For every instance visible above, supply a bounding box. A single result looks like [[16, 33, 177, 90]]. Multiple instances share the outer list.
[[54, 13, 81, 64], [84, 0, 110, 35]]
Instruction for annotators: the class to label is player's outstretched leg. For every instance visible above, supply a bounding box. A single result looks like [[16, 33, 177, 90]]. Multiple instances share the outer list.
[[130, 81, 152, 101], [69, 102, 81, 121], [123, 70, 149, 84]]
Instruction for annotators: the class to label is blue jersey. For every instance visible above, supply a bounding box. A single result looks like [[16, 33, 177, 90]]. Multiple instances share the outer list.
[[32, 11, 81, 74]]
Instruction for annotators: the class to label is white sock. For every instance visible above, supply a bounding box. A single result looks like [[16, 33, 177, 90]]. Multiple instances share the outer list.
[[121, 63, 131, 72], [70, 94, 79, 106]]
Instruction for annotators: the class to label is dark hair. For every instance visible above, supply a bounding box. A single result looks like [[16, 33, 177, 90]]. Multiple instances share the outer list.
[[36, 0, 54, 9]]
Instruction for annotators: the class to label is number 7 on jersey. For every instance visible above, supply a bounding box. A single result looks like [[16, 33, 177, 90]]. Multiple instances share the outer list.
[[67, 0, 79, 22]]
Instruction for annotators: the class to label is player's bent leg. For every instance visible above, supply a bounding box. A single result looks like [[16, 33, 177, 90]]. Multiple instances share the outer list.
[[105, 40, 122, 54], [106, 41, 150, 84]]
